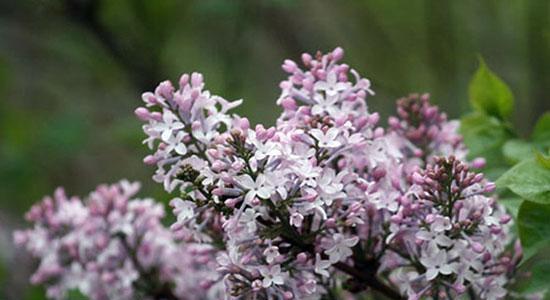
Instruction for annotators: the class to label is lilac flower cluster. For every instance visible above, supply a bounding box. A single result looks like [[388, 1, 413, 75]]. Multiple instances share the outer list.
[[14, 181, 221, 300], [16, 48, 520, 300], [131, 48, 520, 299], [388, 93, 467, 166]]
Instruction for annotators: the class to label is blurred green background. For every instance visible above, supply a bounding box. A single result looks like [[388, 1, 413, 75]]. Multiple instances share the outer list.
[[0, 0, 548, 299]]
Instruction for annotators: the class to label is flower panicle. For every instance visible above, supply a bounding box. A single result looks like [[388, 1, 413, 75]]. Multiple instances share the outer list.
[[17, 48, 521, 300], [14, 181, 221, 300]]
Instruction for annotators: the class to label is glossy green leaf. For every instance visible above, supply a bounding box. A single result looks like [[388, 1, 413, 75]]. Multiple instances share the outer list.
[[499, 197, 523, 219], [516, 202, 550, 300], [497, 158, 550, 203], [468, 57, 514, 119], [502, 139, 533, 165], [512, 241, 550, 296], [518, 201, 550, 248], [460, 112, 512, 179]]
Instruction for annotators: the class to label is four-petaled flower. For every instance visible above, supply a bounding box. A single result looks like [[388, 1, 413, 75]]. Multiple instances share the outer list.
[[155, 110, 185, 142], [420, 250, 453, 281], [325, 234, 359, 263], [314, 254, 332, 278], [259, 265, 287, 288], [170, 198, 196, 222], [263, 246, 280, 264], [236, 174, 274, 203], [314, 71, 351, 96], [310, 128, 341, 148]]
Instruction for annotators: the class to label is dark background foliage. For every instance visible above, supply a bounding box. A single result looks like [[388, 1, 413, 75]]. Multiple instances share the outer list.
[[0, 1, 548, 298]]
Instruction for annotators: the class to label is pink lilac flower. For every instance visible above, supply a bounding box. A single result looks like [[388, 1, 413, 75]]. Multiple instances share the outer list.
[[18, 48, 522, 300], [134, 49, 519, 300], [14, 181, 221, 300]]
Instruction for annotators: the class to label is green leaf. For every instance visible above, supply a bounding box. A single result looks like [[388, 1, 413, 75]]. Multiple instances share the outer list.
[[536, 151, 550, 169], [533, 112, 550, 149], [468, 57, 514, 120], [512, 241, 550, 296], [502, 139, 534, 165], [518, 201, 550, 251], [499, 197, 523, 219], [518, 201, 550, 248], [497, 158, 550, 203], [460, 112, 512, 179]]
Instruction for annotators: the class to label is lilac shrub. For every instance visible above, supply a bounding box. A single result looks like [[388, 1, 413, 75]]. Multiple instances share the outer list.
[[16, 48, 521, 299]]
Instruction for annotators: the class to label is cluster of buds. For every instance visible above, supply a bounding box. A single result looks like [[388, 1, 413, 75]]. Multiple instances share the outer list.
[[16, 48, 520, 300], [386, 157, 518, 299], [388, 93, 467, 167], [14, 181, 222, 300]]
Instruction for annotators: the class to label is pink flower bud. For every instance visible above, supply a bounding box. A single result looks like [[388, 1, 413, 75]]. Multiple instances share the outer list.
[[211, 161, 226, 172], [331, 47, 344, 61], [281, 97, 297, 110], [425, 214, 435, 224], [224, 198, 238, 208], [207, 149, 219, 159], [143, 155, 158, 165], [294, 253, 307, 264], [301, 53, 312, 65], [471, 242, 485, 253], [367, 112, 380, 126], [453, 283, 467, 294], [473, 173, 484, 183], [191, 72, 203, 87], [212, 188, 225, 196], [134, 107, 150, 121], [372, 168, 386, 180], [141, 92, 157, 105], [325, 218, 336, 228], [390, 215, 402, 223], [355, 115, 368, 129], [412, 172, 425, 185], [238, 117, 250, 130], [282, 59, 298, 73], [156, 80, 174, 99], [179, 73, 189, 87], [500, 214, 512, 224], [316, 69, 326, 80], [471, 157, 486, 169], [373, 127, 385, 138], [484, 182, 496, 193]]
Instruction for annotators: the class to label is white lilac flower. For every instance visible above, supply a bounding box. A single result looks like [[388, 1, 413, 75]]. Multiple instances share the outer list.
[[325, 234, 359, 263], [236, 174, 274, 203], [314, 70, 351, 96], [240, 208, 260, 233], [416, 228, 453, 252], [289, 211, 304, 228], [310, 128, 341, 148], [259, 265, 286, 288], [163, 131, 187, 155], [263, 246, 280, 264], [420, 248, 454, 281], [314, 254, 332, 278], [156, 110, 185, 142], [170, 198, 196, 223]]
